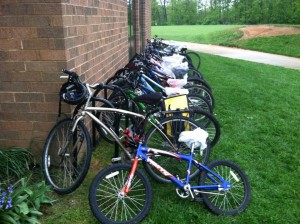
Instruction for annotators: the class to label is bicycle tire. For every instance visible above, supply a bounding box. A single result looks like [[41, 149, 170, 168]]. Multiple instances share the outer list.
[[185, 84, 215, 109], [188, 109, 221, 147], [187, 93, 213, 114], [186, 67, 204, 80], [42, 118, 92, 194], [187, 77, 212, 92], [186, 51, 201, 70], [199, 160, 251, 215], [89, 164, 152, 224], [142, 116, 211, 184]]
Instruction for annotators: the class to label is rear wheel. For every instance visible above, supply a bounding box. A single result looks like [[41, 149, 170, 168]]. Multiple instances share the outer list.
[[199, 160, 251, 215]]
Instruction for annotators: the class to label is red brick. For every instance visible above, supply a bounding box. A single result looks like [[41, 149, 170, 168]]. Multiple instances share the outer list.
[[22, 39, 50, 50], [28, 82, 60, 93], [0, 82, 29, 92], [1, 103, 30, 112], [0, 71, 42, 82], [0, 93, 14, 102], [15, 93, 44, 102], [25, 61, 62, 72], [9, 50, 39, 61], [0, 112, 47, 122], [38, 50, 66, 61], [33, 4, 62, 15], [0, 121, 33, 131], [0, 39, 21, 50], [0, 62, 25, 72], [0, 27, 37, 38], [33, 121, 56, 132], [30, 102, 59, 113]]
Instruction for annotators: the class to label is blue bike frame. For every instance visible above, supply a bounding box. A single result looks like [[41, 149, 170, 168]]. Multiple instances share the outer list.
[[121, 143, 231, 195]]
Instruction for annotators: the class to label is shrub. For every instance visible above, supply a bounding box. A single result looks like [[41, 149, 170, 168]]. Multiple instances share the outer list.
[[0, 147, 55, 224]]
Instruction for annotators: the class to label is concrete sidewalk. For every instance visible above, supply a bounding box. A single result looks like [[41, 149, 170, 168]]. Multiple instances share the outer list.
[[174, 41, 300, 71]]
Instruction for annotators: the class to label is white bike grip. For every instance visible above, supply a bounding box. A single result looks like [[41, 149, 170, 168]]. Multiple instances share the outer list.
[[60, 76, 69, 79]]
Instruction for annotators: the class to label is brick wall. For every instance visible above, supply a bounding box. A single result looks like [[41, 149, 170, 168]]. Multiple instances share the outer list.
[[141, 0, 152, 49], [0, 0, 151, 156], [0, 0, 130, 156]]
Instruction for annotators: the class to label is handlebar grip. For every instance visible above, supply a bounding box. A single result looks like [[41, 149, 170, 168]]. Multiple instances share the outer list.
[[60, 75, 69, 79], [62, 69, 79, 81]]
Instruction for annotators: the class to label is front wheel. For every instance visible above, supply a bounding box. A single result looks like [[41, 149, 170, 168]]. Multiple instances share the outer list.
[[199, 160, 251, 215], [89, 164, 152, 224], [42, 118, 92, 194]]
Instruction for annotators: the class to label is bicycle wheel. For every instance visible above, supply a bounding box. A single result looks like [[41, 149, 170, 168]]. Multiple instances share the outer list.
[[188, 109, 221, 147], [187, 93, 213, 114], [185, 84, 215, 109], [199, 160, 251, 215], [142, 116, 211, 184], [186, 67, 204, 80], [42, 118, 92, 194], [186, 51, 201, 70], [187, 77, 212, 92], [89, 164, 152, 224]]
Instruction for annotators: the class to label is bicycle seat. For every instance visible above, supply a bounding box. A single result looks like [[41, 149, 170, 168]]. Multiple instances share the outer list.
[[133, 92, 163, 105], [178, 128, 208, 150]]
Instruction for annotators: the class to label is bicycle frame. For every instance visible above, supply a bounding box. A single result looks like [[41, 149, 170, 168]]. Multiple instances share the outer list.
[[69, 84, 178, 160], [121, 143, 231, 196]]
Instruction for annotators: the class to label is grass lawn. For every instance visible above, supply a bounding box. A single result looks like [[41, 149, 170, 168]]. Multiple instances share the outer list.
[[151, 25, 243, 43], [232, 34, 300, 58], [152, 25, 300, 58], [40, 53, 300, 224]]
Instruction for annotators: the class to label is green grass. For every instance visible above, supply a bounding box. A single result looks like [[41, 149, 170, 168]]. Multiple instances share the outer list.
[[152, 25, 243, 43], [152, 25, 300, 58], [232, 34, 300, 57], [40, 54, 300, 224]]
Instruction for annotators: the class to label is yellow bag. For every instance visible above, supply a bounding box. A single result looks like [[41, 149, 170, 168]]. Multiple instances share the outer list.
[[163, 94, 189, 136]]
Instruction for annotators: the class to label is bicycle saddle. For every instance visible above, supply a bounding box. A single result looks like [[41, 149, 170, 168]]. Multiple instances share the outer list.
[[133, 92, 162, 105]]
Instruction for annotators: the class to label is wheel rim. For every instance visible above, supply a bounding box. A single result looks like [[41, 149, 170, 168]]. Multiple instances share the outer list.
[[95, 169, 147, 222], [45, 121, 88, 190], [203, 164, 247, 212]]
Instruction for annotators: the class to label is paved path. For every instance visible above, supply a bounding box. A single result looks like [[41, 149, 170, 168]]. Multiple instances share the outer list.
[[173, 41, 300, 71]]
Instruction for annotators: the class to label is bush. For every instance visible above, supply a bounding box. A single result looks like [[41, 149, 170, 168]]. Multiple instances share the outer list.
[[0, 147, 55, 224], [0, 177, 55, 224], [0, 147, 35, 183]]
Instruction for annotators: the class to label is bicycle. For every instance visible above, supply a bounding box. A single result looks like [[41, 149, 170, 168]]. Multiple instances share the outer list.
[[42, 69, 211, 194], [89, 128, 251, 224], [103, 71, 221, 151]]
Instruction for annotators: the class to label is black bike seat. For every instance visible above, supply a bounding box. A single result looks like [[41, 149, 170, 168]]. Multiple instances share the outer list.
[[133, 92, 162, 105]]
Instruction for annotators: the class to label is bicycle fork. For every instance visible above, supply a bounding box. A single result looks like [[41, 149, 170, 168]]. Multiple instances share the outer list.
[[120, 157, 139, 196]]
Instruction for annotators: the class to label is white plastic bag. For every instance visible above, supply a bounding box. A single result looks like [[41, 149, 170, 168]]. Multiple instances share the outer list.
[[178, 128, 209, 150], [167, 74, 188, 88], [164, 87, 189, 96]]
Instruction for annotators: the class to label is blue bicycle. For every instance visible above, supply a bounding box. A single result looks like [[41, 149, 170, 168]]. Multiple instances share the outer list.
[[89, 128, 251, 224]]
